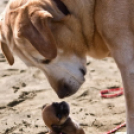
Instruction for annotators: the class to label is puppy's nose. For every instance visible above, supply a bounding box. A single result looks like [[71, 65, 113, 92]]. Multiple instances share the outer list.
[[60, 101, 70, 115], [60, 101, 69, 110]]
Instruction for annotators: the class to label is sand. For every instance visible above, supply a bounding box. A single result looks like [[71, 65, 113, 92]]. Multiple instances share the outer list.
[[0, 1, 126, 134]]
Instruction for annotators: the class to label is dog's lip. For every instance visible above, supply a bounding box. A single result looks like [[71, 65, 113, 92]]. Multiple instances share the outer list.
[[52, 117, 70, 127], [57, 90, 79, 99], [58, 93, 72, 99]]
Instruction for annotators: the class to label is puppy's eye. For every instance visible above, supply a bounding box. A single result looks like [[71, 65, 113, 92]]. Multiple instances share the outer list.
[[57, 113, 62, 119], [41, 59, 51, 64]]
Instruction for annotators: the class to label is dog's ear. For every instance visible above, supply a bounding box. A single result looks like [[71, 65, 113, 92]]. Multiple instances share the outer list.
[[77, 128, 85, 134], [18, 10, 57, 59], [0, 42, 14, 65], [0, 19, 14, 65]]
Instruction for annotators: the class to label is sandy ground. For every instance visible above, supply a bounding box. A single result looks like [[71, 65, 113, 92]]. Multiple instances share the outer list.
[[0, 1, 126, 134]]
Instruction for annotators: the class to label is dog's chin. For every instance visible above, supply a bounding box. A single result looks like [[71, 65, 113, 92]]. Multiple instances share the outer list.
[[52, 101, 70, 124], [60, 116, 69, 125]]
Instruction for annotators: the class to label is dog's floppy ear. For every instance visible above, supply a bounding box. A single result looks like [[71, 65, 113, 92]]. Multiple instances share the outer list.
[[18, 10, 57, 59], [0, 20, 14, 65], [0, 42, 14, 65]]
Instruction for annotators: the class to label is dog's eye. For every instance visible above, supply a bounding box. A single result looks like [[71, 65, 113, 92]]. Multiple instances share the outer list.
[[41, 59, 51, 64]]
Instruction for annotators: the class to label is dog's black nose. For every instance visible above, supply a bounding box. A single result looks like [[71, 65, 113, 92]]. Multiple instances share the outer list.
[[60, 101, 68, 110], [58, 83, 71, 98], [59, 101, 70, 115], [80, 68, 86, 76]]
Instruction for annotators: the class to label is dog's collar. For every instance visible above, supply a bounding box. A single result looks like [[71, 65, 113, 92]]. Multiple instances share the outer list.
[[53, 0, 70, 15]]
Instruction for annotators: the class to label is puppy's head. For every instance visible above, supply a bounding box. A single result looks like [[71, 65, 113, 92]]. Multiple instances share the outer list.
[[42, 101, 70, 130]]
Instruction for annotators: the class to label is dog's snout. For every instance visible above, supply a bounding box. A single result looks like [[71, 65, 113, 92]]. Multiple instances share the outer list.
[[63, 84, 70, 95], [80, 68, 86, 76], [60, 101, 70, 113], [60, 101, 68, 109], [58, 83, 71, 98]]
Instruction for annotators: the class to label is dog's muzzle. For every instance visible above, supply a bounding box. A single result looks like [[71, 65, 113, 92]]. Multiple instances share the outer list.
[[52, 101, 70, 118]]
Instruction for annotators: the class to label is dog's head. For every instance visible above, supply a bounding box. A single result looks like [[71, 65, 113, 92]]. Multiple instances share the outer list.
[[0, 0, 94, 98], [42, 101, 70, 131]]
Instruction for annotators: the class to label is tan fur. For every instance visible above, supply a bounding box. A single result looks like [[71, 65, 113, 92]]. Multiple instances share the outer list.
[[1, 0, 134, 133], [0, 42, 14, 65]]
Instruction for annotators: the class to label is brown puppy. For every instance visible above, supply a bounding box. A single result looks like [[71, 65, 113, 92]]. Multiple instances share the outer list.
[[42, 101, 85, 134]]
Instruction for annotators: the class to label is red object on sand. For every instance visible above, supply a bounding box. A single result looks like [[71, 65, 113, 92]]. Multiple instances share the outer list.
[[100, 88, 124, 98], [100, 87, 126, 134], [101, 122, 126, 134]]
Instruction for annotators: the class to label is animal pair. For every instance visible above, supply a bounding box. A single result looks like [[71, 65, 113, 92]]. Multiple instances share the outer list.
[[42, 101, 85, 134]]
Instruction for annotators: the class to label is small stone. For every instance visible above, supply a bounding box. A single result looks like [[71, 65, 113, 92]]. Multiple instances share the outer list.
[[35, 125, 38, 128], [90, 113, 95, 116], [86, 62, 91, 65], [79, 108, 83, 112], [12, 86, 20, 90], [20, 70, 26, 73], [107, 103, 115, 108], [22, 83, 26, 87], [113, 122, 122, 125], [90, 70, 95, 72], [80, 123, 89, 126], [0, 59, 6, 62], [19, 128, 23, 131], [27, 115, 31, 118], [92, 119, 103, 127]]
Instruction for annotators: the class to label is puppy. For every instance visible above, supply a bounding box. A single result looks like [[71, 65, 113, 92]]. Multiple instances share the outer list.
[[42, 101, 85, 134]]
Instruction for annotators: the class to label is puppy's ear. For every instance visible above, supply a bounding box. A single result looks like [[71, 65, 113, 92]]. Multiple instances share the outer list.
[[77, 128, 85, 134], [18, 10, 57, 59], [0, 42, 14, 65]]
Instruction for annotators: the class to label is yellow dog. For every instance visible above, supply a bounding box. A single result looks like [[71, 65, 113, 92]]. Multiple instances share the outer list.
[[0, 0, 133, 133]]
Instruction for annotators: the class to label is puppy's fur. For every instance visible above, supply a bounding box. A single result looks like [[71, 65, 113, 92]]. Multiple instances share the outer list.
[[1, 0, 134, 133], [42, 102, 85, 134]]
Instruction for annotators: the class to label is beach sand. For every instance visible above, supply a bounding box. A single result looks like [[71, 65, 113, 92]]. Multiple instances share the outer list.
[[0, 1, 126, 134]]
